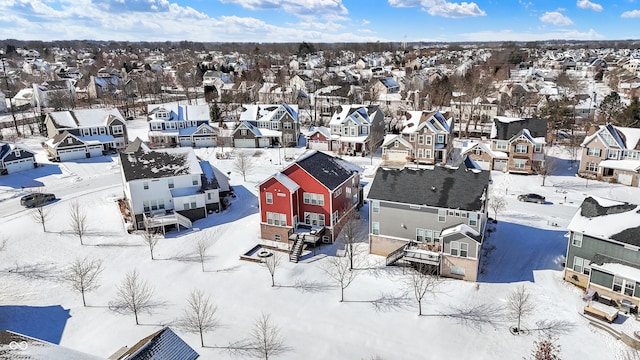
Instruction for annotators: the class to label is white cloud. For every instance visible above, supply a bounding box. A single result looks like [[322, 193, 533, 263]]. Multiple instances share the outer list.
[[540, 11, 573, 26], [362, 19, 371, 26], [459, 28, 604, 42], [621, 9, 640, 18], [577, 0, 603, 12], [219, 0, 348, 16], [388, 0, 486, 18]]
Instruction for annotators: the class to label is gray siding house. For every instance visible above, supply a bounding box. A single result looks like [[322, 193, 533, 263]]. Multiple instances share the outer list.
[[565, 196, 640, 309], [368, 162, 490, 281]]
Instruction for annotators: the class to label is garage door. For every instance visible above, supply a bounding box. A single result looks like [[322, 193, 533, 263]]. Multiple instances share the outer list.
[[6, 159, 34, 173], [234, 138, 256, 148], [308, 140, 329, 151], [258, 138, 270, 148], [618, 173, 633, 186], [194, 137, 216, 147], [474, 159, 491, 171], [88, 145, 103, 158], [58, 148, 87, 161], [385, 149, 409, 162], [494, 159, 507, 172]]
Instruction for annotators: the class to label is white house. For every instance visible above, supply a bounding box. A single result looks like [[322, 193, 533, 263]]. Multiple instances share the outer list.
[[0, 142, 36, 175], [147, 104, 218, 148], [120, 139, 230, 231]]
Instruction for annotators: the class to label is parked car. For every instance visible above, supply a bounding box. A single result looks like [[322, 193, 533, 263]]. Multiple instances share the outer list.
[[518, 193, 545, 204], [20, 193, 56, 208]]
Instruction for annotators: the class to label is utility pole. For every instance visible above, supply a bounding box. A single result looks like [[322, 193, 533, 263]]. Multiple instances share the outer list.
[[1, 58, 19, 136]]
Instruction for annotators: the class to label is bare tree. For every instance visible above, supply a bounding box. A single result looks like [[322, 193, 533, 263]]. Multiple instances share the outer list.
[[195, 236, 210, 272], [488, 194, 507, 221], [64, 257, 103, 306], [179, 289, 219, 347], [263, 252, 283, 287], [323, 255, 358, 302], [31, 206, 50, 232], [365, 129, 384, 165], [340, 211, 362, 271], [507, 284, 535, 334], [233, 151, 255, 182], [534, 152, 557, 187], [249, 313, 290, 360], [69, 200, 88, 245], [111, 269, 155, 325], [404, 263, 442, 316], [529, 335, 561, 360], [141, 220, 160, 260]]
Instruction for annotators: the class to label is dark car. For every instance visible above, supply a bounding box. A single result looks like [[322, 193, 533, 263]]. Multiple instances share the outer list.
[[20, 193, 56, 208], [517, 193, 545, 204]]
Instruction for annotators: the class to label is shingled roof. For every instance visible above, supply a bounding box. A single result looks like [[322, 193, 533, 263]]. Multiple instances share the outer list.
[[492, 117, 547, 140], [367, 165, 489, 211], [568, 196, 640, 247], [114, 327, 198, 360], [119, 148, 201, 182], [291, 150, 360, 190]]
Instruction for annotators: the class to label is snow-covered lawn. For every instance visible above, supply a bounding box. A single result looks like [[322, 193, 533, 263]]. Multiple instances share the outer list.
[[1, 138, 639, 359]]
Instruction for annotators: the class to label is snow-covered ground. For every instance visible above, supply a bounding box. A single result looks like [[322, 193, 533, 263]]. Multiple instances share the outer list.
[[1, 128, 640, 359]]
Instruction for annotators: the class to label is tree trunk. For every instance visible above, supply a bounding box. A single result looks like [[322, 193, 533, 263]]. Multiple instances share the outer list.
[[418, 300, 422, 316], [271, 274, 275, 287], [340, 287, 344, 302], [200, 330, 204, 347], [81, 290, 86, 307], [134, 309, 139, 325]]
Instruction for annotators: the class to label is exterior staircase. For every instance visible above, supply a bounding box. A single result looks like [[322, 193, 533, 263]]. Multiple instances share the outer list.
[[174, 212, 192, 230], [385, 244, 407, 266], [289, 235, 305, 263]]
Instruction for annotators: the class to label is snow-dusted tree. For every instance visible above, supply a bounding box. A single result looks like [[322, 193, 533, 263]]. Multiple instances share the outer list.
[[534, 151, 557, 187], [529, 335, 561, 360], [195, 236, 210, 272], [111, 269, 155, 325], [508, 284, 535, 333], [141, 220, 160, 260], [249, 313, 290, 360], [69, 200, 88, 245], [263, 252, 283, 287], [65, 257, 103, 306], [404, 263, 442, 316], [30, 205, 51, 232], [365, 129, 384, 165], [488, 194, 507, 221], [179, 289, 219, 347], [323, 255, 358, 302], [233, 151, 255, 181]]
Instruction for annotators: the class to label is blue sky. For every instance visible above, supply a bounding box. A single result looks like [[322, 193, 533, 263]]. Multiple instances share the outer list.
[[0, 0, 639, 43]]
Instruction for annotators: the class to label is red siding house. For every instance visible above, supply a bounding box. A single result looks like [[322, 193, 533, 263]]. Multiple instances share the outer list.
[[258, 151, 362, 258]]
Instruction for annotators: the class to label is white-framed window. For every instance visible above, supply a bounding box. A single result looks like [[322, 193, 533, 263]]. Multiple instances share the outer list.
[[112, 125, 124, 135], [394, 140, 399, 148], [450, 241, 460, 256], [332, 210, 338, 225], [436, 134, 445, 144], [438, 209, 446, 222], [416, 228, 425, 242], [613, 277, 624, 293], [409, 134, 416, 142], [372, 201, 380, 213], [587, 147, 601, 157], [534, 144, 542, 153], [572, 233, 583, 247], [334, 188, 342, 198], [496, 141, 508, 150], [240, 129, 247, 136], [267, 212, 287, 226], [283, 122, 292, 130], [372, 221, 380, 235], [515, 144, 528, 153], [143, 182, 149, 190], [625, 281, 635, 297], [304, 212, 325, 226], [607, 149, 619, 159], [425, 150, 432, 159], [417, 148, 424, 158], [192, 176, 199, 186], [572, 256, 590, 275], [514, 159, 526, 169], [143, 200, 150, 212], [266, 192, 273, 204], [468, 213, 478, 227], [426, 136, 432, 145], [418, 135, 424, 145], [284, 133, 294, 143], [168, 179, 174, 189], [303, 193, 324, 206], [460, 243, 468, 258], [585, 162, 598, 172]]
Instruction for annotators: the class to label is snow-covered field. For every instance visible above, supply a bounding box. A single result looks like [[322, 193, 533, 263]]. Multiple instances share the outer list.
[[1, 127, 640, 359]]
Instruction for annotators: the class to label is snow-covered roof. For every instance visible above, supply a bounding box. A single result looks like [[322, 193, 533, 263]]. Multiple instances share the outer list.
[[567, 196, 640, 246], [593, 262, 640, 282], [598, 159, 640, 172], [273, 172, 300, 192], [460, 140, 508, 159], [49, 108, 124, 128], [120, 147, 202, 182]]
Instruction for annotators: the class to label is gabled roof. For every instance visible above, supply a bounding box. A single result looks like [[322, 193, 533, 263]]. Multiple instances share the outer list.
[[508, 128, 546, 145], [288, 150, 360, 190], [258, 172, 301, 192], [441, 223, 482, 242], [120, 147, 202, 182], [568, 196, 640, 247], [48, 108, 125, 129], [401, 111, 451, 135], [329, 104, 380, 126], [239, 103, 299, 123], [582, 123, 640, 150], [491, 117, 547, 140], [367, 164, 489, 211], [0, 142, 35, 160], [305, 126, 332, 139], [114, 327, 198, 360], [381, 133, 412, 149], [460, 140, 508, 159]]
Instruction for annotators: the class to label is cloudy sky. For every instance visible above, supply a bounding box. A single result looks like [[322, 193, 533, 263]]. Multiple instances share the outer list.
[[1, 0, 639, 43]]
